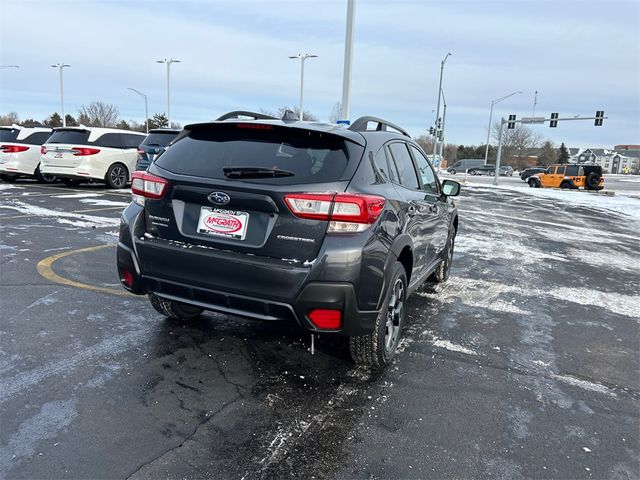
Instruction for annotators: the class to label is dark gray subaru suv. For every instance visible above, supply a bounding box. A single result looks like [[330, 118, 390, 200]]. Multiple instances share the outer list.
[[117, 111, 460, 367]]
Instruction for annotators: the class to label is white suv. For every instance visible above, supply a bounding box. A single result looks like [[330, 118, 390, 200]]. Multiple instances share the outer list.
[[0, 125, 55, 183], [41, 126, 146, 188]]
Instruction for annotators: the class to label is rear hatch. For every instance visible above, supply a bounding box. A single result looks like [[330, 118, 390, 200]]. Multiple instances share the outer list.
[[42, 129, 91, 168], [138, 122, 364, 294], [136, 130, 179, 170], [0, 128, 20, 165]]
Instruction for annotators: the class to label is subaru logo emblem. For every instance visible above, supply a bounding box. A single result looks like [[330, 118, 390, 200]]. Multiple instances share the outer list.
[[208, 191, 230, 206]]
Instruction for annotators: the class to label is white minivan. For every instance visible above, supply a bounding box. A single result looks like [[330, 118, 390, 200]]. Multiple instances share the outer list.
[[0, 125, 54, 183], [41, 126, 146, 188]]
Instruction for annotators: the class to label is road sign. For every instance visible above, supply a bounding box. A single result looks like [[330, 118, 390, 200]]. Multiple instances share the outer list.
[[521, 116, 546, 124]]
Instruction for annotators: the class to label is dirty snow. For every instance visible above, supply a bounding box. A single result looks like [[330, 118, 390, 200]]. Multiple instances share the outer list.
[[551, 374, 617, 397], [53, 193, 101, 199], [0, 200, 120, 228], [79, 198, 129, 207]]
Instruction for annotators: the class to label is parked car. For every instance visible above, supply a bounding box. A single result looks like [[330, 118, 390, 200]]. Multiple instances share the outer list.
[[528, 164, 604, 190], [500, 165, 514, 176], [467, 164, 514, 176], [41, 127, 146, 188], [0, 125, 55, 183], [520, 167, 546, 181], [447, 158, 484, 174], [135, 128, 181, 171], [117, 113, 461, 367]]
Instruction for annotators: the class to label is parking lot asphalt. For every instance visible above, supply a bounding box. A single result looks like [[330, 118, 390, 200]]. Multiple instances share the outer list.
[[1, 180, 639, 480]]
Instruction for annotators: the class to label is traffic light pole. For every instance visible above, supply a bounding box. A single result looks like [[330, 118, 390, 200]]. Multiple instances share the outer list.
[[492, 113, 608, 186]]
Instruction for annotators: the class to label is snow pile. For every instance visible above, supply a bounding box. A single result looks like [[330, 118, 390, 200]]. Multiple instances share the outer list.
[[465, 184, 640, 218]]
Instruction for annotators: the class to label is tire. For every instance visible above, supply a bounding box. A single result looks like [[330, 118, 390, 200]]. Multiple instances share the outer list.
[[62, 178, 82, 187], [34, 165, 57, 184], [528, 178, 539, 188], [105, 163, 129, 189], [149, 293, 203, 320], [469, 169, 477, 176], [349, 262, 407, 368], [560, 181, 571, 189], [585, 172, 600, 190], [0, 174, 16, 183], [431, 229, 456, 283], [449, 169, 456, 175]]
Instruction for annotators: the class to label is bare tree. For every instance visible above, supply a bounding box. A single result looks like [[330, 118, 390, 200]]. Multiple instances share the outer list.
[[77, 101, 119, 127], [261, 106, 318, 121], [0, 112, 19, 125], [329, 102, 342, 123], [492, 122, 543, 169], [415, 135, 435, 154]]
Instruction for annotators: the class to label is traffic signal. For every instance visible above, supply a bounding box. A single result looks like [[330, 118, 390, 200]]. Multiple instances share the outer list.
[[438, 131, 444, 141], [550, 112, 559, 127], [595, 110, 604, 126], [507, 114, 516, 129], [428, 126, 435, 135]]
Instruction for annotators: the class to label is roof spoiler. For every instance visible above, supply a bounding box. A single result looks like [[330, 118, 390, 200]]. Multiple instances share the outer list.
[[348, 116, 411, 138], [216, 111, 277, 121]]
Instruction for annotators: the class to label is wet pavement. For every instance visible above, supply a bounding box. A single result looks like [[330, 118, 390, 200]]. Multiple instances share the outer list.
[[0, 180, 638, 479]]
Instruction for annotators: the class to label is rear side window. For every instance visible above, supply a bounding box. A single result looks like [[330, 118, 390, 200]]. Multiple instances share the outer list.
[[155, 124, 360, 185], [94, 133, 124, 148], [20, 132, 51, 145], [0, 128, 19, 142], [388, 142, 419, 189], [566, 165, 579, 176], [142, 132, 178, 147], [47, 130, 90, 144], [121, 134, 145, 148], [373, 148, 396, 182]]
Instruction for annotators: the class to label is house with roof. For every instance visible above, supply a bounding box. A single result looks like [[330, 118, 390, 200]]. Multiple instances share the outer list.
[[570, 147, 638, 173]]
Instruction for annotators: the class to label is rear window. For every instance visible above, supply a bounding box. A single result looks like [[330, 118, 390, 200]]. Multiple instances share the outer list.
[[142, 132, 178, 147], [0, 128, 19, 142], [155, 125, 360, 184], [47, 130, 90, 145], [20, 132, 51, 145]]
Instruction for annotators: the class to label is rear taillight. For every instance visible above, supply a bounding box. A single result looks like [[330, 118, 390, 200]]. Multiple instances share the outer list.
[[131, 171, 168, 206], [137, 147, 144, 158], [41, 146, 47, 155], [71, 147, 100, 156], [236, 123, 273, 130], [1, 144, 29, 153], [284, 193, 385, 233]]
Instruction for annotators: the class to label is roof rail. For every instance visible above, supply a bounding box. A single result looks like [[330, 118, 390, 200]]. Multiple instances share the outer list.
[[348, 116, 411, 138], [216, 111, 277, 121]]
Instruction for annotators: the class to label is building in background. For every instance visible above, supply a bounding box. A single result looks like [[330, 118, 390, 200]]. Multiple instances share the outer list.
[[569, 147, 639, 173]]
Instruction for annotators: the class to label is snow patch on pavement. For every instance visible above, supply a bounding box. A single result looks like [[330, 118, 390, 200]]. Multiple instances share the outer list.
[[53, 193, 100, 199], [549, 287, 640, 319], [79, 198, 129, 207], [0, 200, 120, 228], [551, 374, 617, 397]]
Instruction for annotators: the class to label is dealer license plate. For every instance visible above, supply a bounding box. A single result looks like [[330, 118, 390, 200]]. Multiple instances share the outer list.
[[197, 207, 249, 240]]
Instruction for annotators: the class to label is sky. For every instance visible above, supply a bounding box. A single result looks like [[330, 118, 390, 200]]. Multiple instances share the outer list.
[[0, 0, 638, 148]]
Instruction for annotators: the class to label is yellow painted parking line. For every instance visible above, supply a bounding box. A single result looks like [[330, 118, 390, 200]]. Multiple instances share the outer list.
[[37, 244, 132, 297]]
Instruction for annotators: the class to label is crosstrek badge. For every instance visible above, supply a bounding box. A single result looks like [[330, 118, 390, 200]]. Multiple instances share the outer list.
[[197, 207, 249, 240]]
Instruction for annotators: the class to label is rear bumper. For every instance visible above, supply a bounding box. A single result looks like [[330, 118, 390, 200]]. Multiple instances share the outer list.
[[40, 161, 107, 181], [117, 241, 379, 335], [0, 158, 37, 176]]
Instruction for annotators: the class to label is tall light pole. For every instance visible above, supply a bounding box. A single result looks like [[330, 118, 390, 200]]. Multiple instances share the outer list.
[[156, 58, 180, 127], [51, 64, 70, 127], [127, 88, 149, 134], [432, 52, 451, 164], [288, 53, 318, 120], [484, 90, 522, 163], [0, 65, 20, 69], [340, 0, 356, 123], [438, 90, 447, 162]]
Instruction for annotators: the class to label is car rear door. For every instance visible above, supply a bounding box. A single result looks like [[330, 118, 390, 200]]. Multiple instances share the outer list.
[[142, 123, 364, 265]]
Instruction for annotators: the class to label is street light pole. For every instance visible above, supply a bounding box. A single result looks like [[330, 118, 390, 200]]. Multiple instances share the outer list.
[[156, 59, 180, 127], [340, 0, 356, 122], [51, 64, 70, 127], [432, 52, 451, 164], [438, 90, 447, 161], [127, 88, 149, 134], [0, 65, 20, 69], [289, 53, 318, 120], [484, 91, 522, 163]]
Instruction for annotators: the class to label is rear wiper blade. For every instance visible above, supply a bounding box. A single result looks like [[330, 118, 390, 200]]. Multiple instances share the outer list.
[[223, 167, 295, 178]]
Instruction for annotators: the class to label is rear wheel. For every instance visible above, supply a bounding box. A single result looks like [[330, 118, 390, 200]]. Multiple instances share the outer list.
[[105, 163, 129, 189], [560, 181, 572, 189], [349, 262, 407, 368], [469, 169, 477, 176], [0, 174, 16, 183], [149, 293, 204, 320], [449, 169, 456, 175], [34, 165, 57, 184]]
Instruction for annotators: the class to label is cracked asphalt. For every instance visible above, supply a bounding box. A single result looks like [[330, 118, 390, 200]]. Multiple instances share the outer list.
[[0, 180, 638, 479]]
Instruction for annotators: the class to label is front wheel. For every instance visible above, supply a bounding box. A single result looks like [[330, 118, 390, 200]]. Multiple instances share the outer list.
[[349, 262, 407, 368], [149, 293, 204, 320], [528, 178, 539, 188], [105, 163, 129, 189], [431, 229, 456, 283]]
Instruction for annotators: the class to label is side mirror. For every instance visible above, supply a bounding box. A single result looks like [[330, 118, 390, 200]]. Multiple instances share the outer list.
[[442, 179, 461, 196]]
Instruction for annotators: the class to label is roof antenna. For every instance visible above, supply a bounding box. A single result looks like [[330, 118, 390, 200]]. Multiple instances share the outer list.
[[282, 109, 298, 122]]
